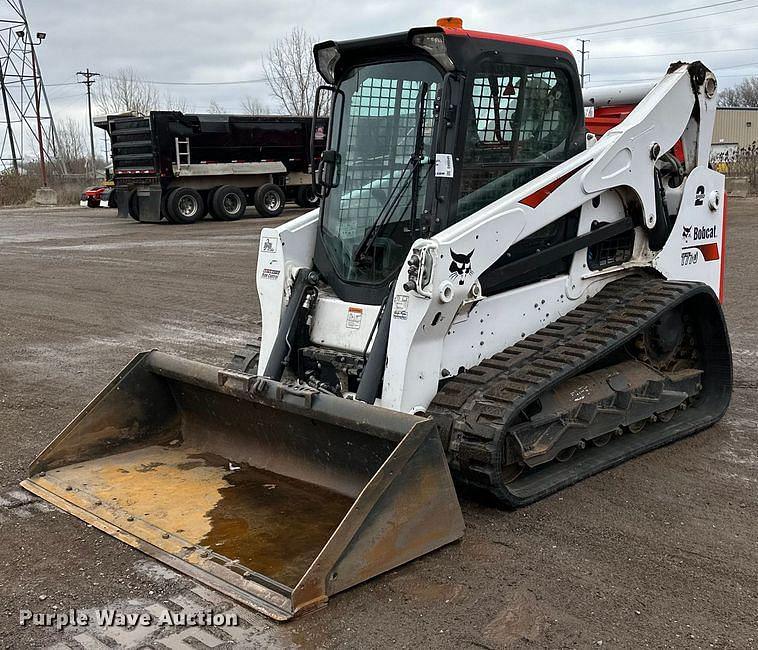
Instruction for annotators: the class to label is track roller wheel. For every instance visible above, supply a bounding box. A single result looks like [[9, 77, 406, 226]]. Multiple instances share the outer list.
[[656, 408, 677, 423], [627, 420, 647, 434], [555, 446, 576, 463], [592, 432, 613, 447]]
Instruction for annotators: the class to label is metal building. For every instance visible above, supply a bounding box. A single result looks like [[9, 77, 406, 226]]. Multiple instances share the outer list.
[[712, 107, 757, 155]]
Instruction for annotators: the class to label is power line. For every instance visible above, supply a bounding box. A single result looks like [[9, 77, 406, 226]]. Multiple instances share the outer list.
[[528, 0, 749, 36], [101, 73, 270, 86], [594, 47, 758, 60], [587, 18, 758, 42], [546, 2, 758, 39]]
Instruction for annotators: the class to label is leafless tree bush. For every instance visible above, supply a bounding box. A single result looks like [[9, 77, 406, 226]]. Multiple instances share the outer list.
[[49, 117, 89, 176], [163, 92, 193, 113], [241, 96, 270, 115], [208, 100, 225, 114], [712, 141, 758, 191], [718, 76, 758, 108], [94, 67, 161, 115], [0, 168, 39, 205], [263, 27, 325, 116]]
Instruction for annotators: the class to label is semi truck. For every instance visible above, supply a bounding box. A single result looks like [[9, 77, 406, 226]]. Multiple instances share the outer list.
[[102, 111, 327, 223]]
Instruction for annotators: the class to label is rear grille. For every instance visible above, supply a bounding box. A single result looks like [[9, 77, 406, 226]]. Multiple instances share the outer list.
[[109, 117, 157, 175]]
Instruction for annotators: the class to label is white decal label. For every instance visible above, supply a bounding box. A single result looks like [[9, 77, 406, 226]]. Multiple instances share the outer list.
[[346, 307, 363, 329], [435, 153, 454, 178], [261, 237, 278, 253], [392, 295, 409, 320], [261, 268, 280, 280]]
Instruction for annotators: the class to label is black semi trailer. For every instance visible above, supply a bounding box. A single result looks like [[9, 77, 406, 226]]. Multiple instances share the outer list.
[[105, 112, 327, 223]]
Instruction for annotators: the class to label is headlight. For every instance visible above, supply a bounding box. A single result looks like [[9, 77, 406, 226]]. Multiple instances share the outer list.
[[411, 32, 454, 72], [315, 44, 340, 84]]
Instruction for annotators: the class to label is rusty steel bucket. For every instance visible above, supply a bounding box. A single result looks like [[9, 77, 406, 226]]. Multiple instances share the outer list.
[[22, 351, 464, 620]]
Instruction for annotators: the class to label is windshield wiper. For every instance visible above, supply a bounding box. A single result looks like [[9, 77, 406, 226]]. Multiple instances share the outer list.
[[353, 81, 429, 266]]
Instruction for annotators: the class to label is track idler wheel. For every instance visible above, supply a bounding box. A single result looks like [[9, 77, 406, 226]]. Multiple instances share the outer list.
[[501, 461, 524, 485]]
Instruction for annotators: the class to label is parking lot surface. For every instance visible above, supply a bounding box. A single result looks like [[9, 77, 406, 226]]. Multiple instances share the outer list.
[[1, 202, 756, 648]]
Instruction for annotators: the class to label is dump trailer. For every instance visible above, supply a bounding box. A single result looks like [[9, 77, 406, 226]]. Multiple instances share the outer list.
[[24, 18, 732, 620], [103, 111, 328, 223]]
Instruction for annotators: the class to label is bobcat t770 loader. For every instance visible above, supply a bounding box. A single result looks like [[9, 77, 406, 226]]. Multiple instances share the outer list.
[[23, 18, 732, 620]]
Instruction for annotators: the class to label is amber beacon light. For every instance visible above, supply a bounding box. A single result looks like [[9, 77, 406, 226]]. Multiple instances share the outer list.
[[436, 16, 463, 28]]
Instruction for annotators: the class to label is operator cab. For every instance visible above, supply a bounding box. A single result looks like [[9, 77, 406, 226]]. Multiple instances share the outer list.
[[311, 18, 585, 304]]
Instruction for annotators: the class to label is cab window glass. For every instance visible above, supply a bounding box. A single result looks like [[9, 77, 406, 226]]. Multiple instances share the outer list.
[[457, 63, 576, 220]]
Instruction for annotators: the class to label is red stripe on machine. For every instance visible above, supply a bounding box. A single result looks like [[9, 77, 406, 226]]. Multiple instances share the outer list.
[[719, 193, 728, 303], [683, 242, 720, 261], [518, 161, 591, 209]]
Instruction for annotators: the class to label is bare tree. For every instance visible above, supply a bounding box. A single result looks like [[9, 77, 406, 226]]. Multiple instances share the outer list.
[[241, 95, 270, 115], [163, 92, 193, 113], [94, 67, 160, 115], [51, 117, 89, 175], [718, 76, 758, 107], [263, 27, 323, 115], [208, 100, 225, 114]]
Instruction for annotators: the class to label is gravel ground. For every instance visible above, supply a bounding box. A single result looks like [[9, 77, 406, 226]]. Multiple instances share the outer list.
[[0, 202, 756, 649]]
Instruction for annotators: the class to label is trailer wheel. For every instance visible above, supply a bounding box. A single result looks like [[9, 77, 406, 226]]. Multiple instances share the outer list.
[[127, 189, 140, 221], [166, 187, 203, 224], [295, 185, 319, 208], [254, 183, 285, 218], [211, 185, 246, 221]]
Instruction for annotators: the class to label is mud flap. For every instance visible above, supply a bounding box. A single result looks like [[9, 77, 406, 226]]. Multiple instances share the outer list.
[[22, 351, 464, 620], [137, 185, 162, 223], [115, 187, 130, 219]]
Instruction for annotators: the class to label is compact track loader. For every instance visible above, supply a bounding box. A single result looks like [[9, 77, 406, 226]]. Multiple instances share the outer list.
[[24, 18, 732, 620]]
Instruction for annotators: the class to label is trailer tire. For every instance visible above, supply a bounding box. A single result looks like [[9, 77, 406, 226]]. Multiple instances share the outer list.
[[127, 189, 140, 221], [254, 183, 285, 218], [295, 185, 319, 208], [166, 187, 203, 224], [162, 192, 177, 223], [211, 185, 246, 221], [207, 187, 222, 220]]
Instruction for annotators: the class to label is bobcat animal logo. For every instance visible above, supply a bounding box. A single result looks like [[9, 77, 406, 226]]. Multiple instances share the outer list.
[[682, 225, 692, 241], [449, 249, 474, 285]]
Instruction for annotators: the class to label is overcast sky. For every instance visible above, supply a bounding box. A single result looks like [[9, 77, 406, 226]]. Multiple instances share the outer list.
[[24, 0, 758, 153]]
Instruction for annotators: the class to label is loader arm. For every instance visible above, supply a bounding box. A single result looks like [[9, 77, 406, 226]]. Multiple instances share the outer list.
[[383, 61, 721, 412]]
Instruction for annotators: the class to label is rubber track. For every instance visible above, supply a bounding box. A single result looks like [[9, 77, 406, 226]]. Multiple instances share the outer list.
[[429, 273, 708, 505]]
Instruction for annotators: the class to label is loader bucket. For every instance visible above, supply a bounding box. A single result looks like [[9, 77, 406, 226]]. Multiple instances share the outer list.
[[22, 351, 463, 620]]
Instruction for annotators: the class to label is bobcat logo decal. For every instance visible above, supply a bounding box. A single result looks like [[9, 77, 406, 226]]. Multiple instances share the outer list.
[[682, 225, 692, 241], [449, 249, 474, 285]]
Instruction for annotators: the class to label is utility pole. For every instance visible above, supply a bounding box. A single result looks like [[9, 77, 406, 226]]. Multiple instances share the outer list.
[[577, 38, 590, 88], [77, 68, 99, 179]]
